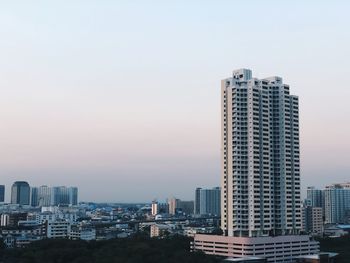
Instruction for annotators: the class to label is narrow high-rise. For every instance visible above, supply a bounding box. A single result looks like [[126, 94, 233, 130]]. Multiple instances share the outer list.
[[221, 69, 301, 237], [192, 69, 318, 262]]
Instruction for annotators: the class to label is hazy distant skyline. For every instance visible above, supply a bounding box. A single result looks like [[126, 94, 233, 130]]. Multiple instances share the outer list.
[[0, 1, 349, 202]]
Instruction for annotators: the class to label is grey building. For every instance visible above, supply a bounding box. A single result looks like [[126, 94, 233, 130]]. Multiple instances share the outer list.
[[307, 187, 324, 208], [11, 181, 30, 205], [195, 187, 220, 216], [221, 69, 301, 237], [0, 185, 4, 202]]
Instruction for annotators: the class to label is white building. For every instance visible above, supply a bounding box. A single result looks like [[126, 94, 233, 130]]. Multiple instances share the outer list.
[[192, 234, 319, 263], [151, 200, 159, 216], [46, 220, 71, 238], [192, 69, 318, 262]]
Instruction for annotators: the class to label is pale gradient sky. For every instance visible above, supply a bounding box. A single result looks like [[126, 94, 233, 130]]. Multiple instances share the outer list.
[[0, 1, 349, 202]]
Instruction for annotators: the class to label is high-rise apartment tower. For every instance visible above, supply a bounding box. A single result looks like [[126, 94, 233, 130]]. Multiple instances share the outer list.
[[221, 69, 301, 237]]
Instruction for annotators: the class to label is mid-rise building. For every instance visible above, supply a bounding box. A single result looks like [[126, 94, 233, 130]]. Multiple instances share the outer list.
[[0, 185, 4, 202], [194, 187, 220, 216], [303, 206, 323, 236], [11, 181, 30, 205]]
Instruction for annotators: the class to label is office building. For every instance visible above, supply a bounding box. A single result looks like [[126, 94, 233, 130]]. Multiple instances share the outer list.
[[306, 187, 323, 208], [192, 69, 318, 262], [324, 183, 350, 224], [11, 181, 30, 205], [195, 187, 220, 216], [0, 185, 4, 202]]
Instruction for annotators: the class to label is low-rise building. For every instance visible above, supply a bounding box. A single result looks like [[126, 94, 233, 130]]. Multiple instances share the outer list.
[[46, 220, 71, 239], [192, 234, 319, 263]]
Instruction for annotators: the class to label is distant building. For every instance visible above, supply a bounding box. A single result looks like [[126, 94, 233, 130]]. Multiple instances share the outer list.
[[324, 183, 350, 224], [46, 220, 71, 239], [168, 198, 180, 215], [11, 181, 30, 205], [0, 212, 27, 227], [194, 187, 220, 216], [150, 224, 171, 238], [304, 206, 323, 236], [307, 187, 324, 208], [0, 185, 4, 202], [31, 185, 78, 207], [151, 200, 159, 216], [178, 200, 194, 215]]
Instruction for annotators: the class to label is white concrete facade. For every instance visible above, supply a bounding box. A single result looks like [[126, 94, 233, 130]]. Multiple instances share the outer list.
[[192, 234, 319, 263], [221, 69, 301, 237]]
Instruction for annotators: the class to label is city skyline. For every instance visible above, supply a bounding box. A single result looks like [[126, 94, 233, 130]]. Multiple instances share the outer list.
[[0, 1, 349, 202]]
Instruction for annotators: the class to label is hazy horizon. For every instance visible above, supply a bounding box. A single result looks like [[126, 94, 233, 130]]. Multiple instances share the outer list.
[[0, 1, 349, 202]]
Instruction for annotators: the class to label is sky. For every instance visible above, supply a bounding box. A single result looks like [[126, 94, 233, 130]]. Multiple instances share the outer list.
[[0, 1, 349, 202]]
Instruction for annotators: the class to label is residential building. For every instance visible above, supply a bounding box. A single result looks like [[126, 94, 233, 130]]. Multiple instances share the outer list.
[[31, 185, 78, 207], [195, 187, 220, 216], [151, 200, 159, 216], [168, 198, 180, 215], [46, 220, 71, 238], [324, 183, 350, 224], [192, 69, 318, 262], [11, 181, 30, 205], [220, 69, 301, 237], [304, 206, 323, 236]]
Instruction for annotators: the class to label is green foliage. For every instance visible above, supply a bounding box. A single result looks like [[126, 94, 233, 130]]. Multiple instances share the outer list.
[[0, 235, 220, 263]]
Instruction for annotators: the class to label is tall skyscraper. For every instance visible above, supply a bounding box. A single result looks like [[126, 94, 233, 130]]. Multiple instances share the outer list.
[[221, 69, 301, 237], [192, 69, 318, 261], [0, 185, 4, 202], [11, 181, 30, 205], [195, 187, 221, 216]]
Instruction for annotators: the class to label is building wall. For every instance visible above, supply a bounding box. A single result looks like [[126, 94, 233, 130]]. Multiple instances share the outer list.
[[192, 234, 319, 263]]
